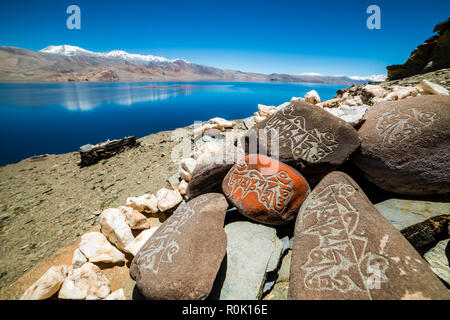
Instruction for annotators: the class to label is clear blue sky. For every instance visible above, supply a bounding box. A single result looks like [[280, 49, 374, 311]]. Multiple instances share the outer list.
[[1, 0, 449, 76]]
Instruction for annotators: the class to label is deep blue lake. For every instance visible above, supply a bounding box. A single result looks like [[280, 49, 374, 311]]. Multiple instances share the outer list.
[[0, 82, 345, 166]]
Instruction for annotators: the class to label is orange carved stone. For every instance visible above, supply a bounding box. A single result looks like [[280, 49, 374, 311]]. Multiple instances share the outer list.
[[222, 154, 310, 225]]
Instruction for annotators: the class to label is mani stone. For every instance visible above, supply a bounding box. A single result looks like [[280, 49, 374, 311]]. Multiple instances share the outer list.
[[241, 100, 360, 184], [352, 95, 450, 195], [374, 199, 450, 231], [288, 171, 450, 300], [222, 154, 310, 225], [218, 221, 283, 300], [130, 193, 228, 300]]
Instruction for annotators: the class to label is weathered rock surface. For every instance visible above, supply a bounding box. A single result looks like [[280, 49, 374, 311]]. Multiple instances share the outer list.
[[387, 18, 450, 80], [352, 95, 450, 195], [289, 171, 449, 300], [218, 221, 283, 300], [424, 239, 450, 286], [242, 100, 360, 184], [374, 199, 450, 230], [99, 208, 134, 251], [79, 232, 125, 263], [130, 193, 228, 300], [58, 262, 111, 300], [222, 154, 310, 225], [20, 265, 70, 300], [124, 226, 159, 256]]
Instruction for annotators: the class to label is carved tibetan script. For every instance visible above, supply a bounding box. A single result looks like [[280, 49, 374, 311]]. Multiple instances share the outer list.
[[264, 106, 339, 163], [136, 195, 208, 275], [375, 108, 437, 148], [226, 160, 294, 213], [298, 183, 389, 298]]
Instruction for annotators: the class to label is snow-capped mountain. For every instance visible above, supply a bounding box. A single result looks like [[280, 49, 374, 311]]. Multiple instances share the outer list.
[[0, 45, 374, 84], [40, 45, 182, 64], [349, 74, 387, 82]]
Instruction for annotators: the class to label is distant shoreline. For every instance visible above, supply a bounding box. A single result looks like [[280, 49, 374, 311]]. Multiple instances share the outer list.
[[0, 79, 373, 85]]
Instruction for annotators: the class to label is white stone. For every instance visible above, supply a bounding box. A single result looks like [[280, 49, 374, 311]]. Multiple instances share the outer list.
[[156, 188, 182, 212], [290, 97, 305, 103], [304, 90, 321, 104], [418, 79, 449, 96], [58, 262, 111, 300], [99, 208, 134, 251], [79, 232, 125, 263], [104, 288, 127, 300], [342, 95, 363, 107], [323, 104, 369, 126], [257, 104, 277, 117], [178, 180, 188, 195], [243, 116, 256, 129], [207, 117, 236, 129], [72, 248, 87, 269], [193, 122, 225, 135], [180, 158, 197, 182], [126, 194, 158, 214], [277, 102, 290, 109], [20, 265, 71, 300], [363, 84, 388, 98], [179, 167, 192, 182], [124, 226, 159, 256], [119, 206, 150, 230], [253, 115, 267, 123], [384, 85, 419, 101], [318, 98, 340, 108]]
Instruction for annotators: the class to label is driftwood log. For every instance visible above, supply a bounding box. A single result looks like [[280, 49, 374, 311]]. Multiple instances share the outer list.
[[79, 136, 138, 167]]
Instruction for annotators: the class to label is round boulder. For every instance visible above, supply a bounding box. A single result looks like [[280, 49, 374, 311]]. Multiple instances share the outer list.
[[222, 154, 310, 225], [352, 95, 450, 195]]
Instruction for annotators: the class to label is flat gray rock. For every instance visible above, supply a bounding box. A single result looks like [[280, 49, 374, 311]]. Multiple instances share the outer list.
[[424, 239, 450, 286], [218, 221, 283, 300], [375, 199, 450, 230], [263, 250, 292, 300]]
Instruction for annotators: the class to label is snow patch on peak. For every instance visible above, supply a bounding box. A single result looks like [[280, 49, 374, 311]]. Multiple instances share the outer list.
[[40, 45, 94, 56], [39, 45, 186, 64]]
